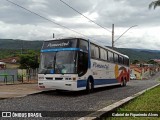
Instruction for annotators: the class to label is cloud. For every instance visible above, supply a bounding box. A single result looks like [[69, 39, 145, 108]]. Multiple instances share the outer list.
[[0, 0, 160, 50]]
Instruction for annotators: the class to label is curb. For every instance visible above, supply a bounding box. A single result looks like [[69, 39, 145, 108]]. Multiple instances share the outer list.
[[78, 83, 160, 120]]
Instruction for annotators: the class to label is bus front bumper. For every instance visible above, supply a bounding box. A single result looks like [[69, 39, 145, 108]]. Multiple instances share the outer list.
[[38, 80, 83, 91]]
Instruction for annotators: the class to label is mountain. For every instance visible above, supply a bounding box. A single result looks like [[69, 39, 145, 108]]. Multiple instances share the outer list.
[[115, 48, 160, 62], [127, 48, 160, 53], [0, 39, 160, 61], [0, 39, 43, 49]]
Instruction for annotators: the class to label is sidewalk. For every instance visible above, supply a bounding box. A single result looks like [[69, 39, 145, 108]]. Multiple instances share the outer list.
[[0, 83, 45, 99]]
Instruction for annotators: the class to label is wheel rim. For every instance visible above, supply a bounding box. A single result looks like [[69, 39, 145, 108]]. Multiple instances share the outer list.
[[86, 79, 93, 93], [89, 81, 92, 90], [124, 80, 126, 86], [121, 80, 124, 86]]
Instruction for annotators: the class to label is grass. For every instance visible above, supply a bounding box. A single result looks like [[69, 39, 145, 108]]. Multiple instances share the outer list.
[[105, 85, 160, 120]]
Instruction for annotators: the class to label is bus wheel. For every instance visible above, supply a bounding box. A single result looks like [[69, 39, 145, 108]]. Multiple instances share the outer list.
[[120, 79, 126, 87], [56, 89, 62, 93], [86, 78, 94, 94]]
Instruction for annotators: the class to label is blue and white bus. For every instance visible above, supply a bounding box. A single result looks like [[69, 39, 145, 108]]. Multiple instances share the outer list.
[[38, 37, 130, 93]]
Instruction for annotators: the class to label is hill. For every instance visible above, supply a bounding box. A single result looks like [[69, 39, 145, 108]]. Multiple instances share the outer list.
[[0, 39, 43, 49], [0, 39, 160, 61], [115, 48, 160, 62]]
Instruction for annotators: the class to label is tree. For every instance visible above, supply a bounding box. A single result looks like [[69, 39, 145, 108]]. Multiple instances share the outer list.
[[132, 60, 139, 64], [149, 0, 160, 9], [147, 60, 158, 65], [19, 50, 39, 69]]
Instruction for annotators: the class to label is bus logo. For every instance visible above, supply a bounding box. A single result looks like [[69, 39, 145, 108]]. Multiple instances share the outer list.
[[93, 62, 109, 69]]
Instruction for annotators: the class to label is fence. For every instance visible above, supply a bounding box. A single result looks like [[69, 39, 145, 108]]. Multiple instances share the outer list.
[[17, 69, 38, 82], [0, 68, 38, 85]]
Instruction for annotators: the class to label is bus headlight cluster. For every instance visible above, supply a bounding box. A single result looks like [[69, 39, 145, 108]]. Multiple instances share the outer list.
[[65, 77, 76, 80], [65, 78, 71, 80], [38, 77, 44, 80]]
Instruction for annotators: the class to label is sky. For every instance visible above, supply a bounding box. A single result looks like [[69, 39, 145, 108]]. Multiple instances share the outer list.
[[0, 0, 160, 50]]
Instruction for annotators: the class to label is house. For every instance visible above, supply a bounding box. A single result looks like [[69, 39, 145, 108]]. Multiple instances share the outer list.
[[130, 64, 151, 80], [153, 59, 160, 71], [0, 62, 6, 69], [0, 57, 20, 69], [130, 65, 143, 80], [153, 59, 160, 64]]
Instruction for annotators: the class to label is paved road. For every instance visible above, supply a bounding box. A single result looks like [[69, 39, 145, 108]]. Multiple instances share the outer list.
[[0, 75, 159, 120]]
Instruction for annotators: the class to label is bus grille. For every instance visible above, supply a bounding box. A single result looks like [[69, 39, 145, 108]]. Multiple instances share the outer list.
[[55, 77, 63, 80], [45, 77, 53, 80]]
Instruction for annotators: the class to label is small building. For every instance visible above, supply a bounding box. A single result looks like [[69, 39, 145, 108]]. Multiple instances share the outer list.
[[130, 64, 151, 80], [0, 62, 6, 69], [0, 57, 20, 69]]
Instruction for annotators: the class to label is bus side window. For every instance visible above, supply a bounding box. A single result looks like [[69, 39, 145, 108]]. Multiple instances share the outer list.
[[91, 44, 99, 59], [108, 51, 113, 62], [79, 39, 88, 51], [124, 58, 129, 66], [78, 52, 88, 77], [91, 44, 95, 58], [114, 53, 118, 63], [118, 56, 123, 64], [100, 48, 105, 60], [94, 46, 100, 59]]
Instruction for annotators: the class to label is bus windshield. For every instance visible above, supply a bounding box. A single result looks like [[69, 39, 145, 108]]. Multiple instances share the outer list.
[[39, 51, 77, 74]]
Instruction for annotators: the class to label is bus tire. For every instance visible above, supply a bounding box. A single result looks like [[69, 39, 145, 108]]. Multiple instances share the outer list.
[[120, 78, 126, 87], [86, 77, 94, 94], [55, 89, 62, 93]]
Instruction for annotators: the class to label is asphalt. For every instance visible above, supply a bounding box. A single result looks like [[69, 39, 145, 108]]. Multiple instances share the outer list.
[[0, 83, 45, 99]]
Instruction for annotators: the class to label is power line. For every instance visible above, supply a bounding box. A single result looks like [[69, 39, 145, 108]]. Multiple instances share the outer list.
[[114, 25, 138, 43], [59, 0, 112, 33], [5, 0, 91, 39], [5, 0, 110, 46]]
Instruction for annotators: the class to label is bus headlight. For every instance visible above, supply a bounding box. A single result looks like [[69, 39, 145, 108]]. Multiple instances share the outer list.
[[38, 77, 44, 80]]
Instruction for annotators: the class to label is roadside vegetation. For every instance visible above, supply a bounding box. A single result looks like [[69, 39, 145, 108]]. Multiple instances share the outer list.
[[0, 49, 40, 69], [107, 85, 160, 120], [19, 50, 40, 69], [157, 78, 160, 81]]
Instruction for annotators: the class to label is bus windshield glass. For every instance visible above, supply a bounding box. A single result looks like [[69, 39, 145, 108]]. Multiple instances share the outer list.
[[39, 51, 77, 74]]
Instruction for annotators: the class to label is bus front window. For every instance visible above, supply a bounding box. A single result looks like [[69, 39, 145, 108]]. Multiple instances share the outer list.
[[55, 51, 76, 74], [39, 52, 56, 74], [39, 51, 77, 74]]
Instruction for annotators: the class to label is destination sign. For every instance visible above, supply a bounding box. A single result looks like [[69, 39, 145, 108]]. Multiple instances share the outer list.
[[42, 39, 77, 50]]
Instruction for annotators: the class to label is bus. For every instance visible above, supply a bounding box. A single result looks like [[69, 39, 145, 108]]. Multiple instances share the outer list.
[[38, 37, 130, 93]]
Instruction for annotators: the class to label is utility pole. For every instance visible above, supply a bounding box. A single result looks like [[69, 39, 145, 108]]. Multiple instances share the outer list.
[[112, 24, 137, 49], [112, 24, 114, 48], [53, 33, 55, 38]]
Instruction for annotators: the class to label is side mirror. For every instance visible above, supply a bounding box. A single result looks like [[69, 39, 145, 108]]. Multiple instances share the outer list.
[[78, 71, 84, 77]]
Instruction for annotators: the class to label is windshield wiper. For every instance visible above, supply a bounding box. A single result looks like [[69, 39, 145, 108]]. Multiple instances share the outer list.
[[55, 63, 61, 73], [54, 52, 62, 73]]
